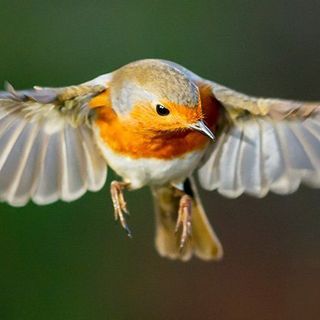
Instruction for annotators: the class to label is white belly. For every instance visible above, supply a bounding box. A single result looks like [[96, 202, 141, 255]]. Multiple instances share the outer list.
[[94, 129, 205, 189]]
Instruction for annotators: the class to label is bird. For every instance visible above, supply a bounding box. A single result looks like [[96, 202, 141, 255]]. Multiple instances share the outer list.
[[0, 58, 319, 261]]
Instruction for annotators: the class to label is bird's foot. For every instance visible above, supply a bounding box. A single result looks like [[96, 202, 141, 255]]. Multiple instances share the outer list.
[[175, 194, 192, 250], [110, 181, 132, 237]]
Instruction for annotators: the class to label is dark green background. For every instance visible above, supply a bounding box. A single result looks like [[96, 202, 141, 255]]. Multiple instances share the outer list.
[[0, 1, 319, 319]]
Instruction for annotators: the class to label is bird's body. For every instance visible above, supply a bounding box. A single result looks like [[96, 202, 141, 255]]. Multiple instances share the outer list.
[[95, 134, 206, 189], [90, 74, 220, 189], [0, 58, 319, 261]]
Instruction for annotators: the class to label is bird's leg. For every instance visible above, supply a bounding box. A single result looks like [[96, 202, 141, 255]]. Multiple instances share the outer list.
[[173, 181, 193, 250], [175, 194, 192, 250], [110, 181, 132, 237]]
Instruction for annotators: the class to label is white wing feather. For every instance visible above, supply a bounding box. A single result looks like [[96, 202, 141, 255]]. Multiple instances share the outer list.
[[199, 117, 320, 197], [197, 78, 320, 197], [0, 82, 108, 206]]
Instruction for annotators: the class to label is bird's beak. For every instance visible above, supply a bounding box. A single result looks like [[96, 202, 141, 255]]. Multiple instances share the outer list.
[[189, 120, 215, 141]]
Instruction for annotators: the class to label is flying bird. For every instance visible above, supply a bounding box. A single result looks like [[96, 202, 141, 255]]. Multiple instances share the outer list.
[[0, 59, 319, 261]]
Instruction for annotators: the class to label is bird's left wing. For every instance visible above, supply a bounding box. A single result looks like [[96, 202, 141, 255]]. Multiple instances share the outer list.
[[0, 75, 111, 206], [197, 80, 320, 198]]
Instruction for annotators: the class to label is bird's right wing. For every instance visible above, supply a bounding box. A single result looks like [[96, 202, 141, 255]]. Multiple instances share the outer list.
[[0, 75, 111, 206]]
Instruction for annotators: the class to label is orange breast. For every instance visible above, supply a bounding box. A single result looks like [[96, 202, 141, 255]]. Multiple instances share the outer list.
[[91, 85, 221, 160]]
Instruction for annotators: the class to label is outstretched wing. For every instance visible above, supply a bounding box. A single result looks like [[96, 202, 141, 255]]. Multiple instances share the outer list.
[[197, 80, 320, 198], [0, 76, 111, 206]]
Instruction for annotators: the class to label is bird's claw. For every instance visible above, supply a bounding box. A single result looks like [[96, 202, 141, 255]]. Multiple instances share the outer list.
[[110, 181, 132, 237], [175, 194, 192, 250]]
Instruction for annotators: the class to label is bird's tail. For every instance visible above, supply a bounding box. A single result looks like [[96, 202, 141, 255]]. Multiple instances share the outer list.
[[151, 178, 223, 261]]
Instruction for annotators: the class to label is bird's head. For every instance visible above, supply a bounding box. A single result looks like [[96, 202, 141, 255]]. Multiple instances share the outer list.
[[109, 59, 214, 139]]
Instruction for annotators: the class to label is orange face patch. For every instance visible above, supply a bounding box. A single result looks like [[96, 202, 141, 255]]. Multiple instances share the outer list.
[[127, 99, 203, 133], [92, 85, 221, 159]]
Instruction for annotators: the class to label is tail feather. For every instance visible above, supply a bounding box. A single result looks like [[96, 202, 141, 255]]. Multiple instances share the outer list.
[[152, 178, 223, 261]]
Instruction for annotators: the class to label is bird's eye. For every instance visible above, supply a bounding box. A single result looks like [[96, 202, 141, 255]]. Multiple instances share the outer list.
[[156, 104, 170, 116]]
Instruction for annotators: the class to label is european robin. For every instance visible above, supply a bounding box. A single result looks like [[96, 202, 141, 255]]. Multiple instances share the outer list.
[[0, 59, 319, 261]]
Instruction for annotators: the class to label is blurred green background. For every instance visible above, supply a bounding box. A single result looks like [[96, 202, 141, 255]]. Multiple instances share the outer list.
[[0, 1, 319, 319]]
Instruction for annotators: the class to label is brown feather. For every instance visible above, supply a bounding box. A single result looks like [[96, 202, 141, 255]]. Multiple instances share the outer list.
[[205, 80, 320, 121], [151, 178, 223, 261]]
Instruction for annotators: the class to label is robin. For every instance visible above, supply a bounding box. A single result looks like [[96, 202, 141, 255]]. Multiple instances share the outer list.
[[0, 59, 319, 261]]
